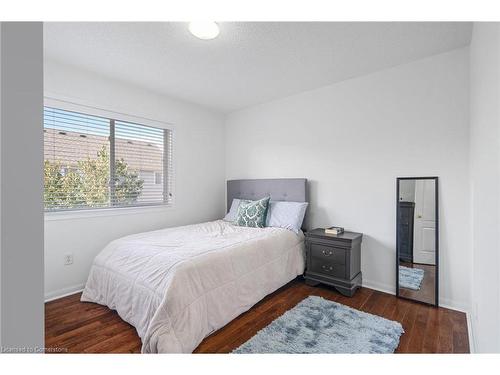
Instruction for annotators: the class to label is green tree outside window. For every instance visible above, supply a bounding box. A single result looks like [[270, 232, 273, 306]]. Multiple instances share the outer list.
[[44, 146, 144, 210]]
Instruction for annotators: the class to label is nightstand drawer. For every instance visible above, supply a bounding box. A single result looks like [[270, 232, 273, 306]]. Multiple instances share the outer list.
[[309, 243, 346, 265], [309, 258, 346, 279]]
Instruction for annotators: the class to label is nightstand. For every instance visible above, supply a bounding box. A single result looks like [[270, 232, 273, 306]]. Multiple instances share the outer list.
[[304, 228, 363, 297]]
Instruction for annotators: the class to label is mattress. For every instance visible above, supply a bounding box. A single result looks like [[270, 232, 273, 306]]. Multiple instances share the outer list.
[[81, 219, 305, 353]]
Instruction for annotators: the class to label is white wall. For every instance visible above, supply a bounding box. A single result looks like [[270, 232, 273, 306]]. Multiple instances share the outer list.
[[225, 48, 471, 311], [469, 23, 500, 353], [44, 60, 226, 300]]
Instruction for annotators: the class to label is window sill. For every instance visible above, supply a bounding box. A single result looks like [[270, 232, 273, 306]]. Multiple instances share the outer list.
[[44, 204, 175, 222]]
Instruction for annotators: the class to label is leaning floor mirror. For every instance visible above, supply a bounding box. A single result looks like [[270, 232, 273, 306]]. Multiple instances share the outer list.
[[396, 177, 438, 306]]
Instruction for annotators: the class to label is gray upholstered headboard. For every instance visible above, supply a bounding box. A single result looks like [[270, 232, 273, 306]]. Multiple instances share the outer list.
[[226, 178, 308, 212]]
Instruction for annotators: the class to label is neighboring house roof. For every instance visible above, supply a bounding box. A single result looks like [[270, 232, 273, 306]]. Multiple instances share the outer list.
[[44, 128, 163, 172]]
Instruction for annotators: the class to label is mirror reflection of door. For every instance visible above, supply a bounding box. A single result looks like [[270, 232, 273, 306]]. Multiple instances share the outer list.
[[397, 177, 438, 306], [413, 180, 436, 265]]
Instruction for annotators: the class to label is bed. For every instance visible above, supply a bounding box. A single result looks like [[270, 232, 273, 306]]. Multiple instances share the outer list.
[[81, 178, 308, 353]]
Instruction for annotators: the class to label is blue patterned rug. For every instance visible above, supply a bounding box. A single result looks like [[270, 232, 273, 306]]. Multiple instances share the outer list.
[[399, 265, 425, 290], [233, 296, 404, 353]]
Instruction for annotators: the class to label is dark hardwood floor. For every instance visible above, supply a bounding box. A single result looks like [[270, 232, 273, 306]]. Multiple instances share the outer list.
[[45, 278, 469, 354]]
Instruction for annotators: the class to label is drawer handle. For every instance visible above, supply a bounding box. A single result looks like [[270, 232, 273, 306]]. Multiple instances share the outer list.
[[322, 250, 333, 256], [321, 265, 334, 271]]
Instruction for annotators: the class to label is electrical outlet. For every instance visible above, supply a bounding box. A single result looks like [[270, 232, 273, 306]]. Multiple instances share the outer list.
[[64, 253, 73, 266]]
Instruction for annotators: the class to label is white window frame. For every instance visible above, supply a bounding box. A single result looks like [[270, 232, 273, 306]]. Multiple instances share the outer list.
[[44, 96, 175, 221]]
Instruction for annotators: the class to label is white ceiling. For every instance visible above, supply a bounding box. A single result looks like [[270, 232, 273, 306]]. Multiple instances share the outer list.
[[44, 22, 472, 113]]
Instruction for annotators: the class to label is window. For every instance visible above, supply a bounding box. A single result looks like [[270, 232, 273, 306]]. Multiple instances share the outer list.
[[154, 172, 162, 185], [44, 106, 173, 212]]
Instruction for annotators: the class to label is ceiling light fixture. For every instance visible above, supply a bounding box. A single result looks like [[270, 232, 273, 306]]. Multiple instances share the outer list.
[[188, 21, 220, 40]]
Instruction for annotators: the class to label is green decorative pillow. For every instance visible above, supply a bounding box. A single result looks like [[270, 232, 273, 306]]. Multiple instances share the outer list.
[[235, 196, 270, 228]]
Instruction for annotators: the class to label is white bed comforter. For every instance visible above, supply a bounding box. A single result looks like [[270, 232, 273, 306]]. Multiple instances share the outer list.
[[81, 220, 305, 353]]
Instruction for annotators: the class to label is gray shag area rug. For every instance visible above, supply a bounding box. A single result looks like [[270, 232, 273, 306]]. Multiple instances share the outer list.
[[399, 266, 425, 290], [233, 296, 404, 354]]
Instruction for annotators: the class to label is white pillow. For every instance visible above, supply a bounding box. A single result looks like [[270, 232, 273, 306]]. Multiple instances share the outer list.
[[265, 201, 308, 234], [223, 198, 246, 222]]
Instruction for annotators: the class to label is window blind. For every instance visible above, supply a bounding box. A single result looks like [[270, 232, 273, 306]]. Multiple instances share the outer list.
[[44, 106, 173, 212]]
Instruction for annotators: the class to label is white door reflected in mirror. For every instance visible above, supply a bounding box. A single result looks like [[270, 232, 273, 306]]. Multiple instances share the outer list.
[[413, 179, 436, 265]]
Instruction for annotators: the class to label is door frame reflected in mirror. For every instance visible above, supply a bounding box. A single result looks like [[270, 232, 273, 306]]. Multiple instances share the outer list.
[[396, 176, 439, 307]]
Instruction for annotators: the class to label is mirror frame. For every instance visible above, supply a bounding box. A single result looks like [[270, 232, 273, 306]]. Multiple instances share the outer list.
[[396, 176, 439, 307]]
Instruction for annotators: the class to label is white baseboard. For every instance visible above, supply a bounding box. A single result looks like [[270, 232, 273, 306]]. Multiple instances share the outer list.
[[362, 279, 395, 295], [363, 279, 468, 312], [439, 299, 468, 313], [466, 312, 476, 353], [45, 283, 85, 302]]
